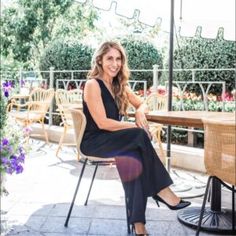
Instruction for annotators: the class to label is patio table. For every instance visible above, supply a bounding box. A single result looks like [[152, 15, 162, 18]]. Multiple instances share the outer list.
[[140, 110, 235, 233]]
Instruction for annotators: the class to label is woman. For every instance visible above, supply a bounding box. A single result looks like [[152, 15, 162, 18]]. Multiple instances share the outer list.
[[81, 41, 190, 235]]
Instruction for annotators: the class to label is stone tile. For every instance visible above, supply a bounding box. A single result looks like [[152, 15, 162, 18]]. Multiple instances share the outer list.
[[49, 203, 96, 218], [146, 220, 170, 235], [4, 215, 46, 234], [89, 219, 128, 235], [166, 222, 188, 236], [6, 229, 42, 236], [93, 205, 126, 219], [146, 205, 178, 221], [6, 202, 53, 217], [44, 233, 87, 236], [2, 139, 233, 236], [40, 216, 91, 234]]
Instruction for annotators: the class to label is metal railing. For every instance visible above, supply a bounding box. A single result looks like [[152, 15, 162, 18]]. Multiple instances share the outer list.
[[1, 67, 235, 129], [55, 78, 148, 96]]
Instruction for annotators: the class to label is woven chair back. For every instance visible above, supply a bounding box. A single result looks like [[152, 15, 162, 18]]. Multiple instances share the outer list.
[[203, 119, 236, 186], [145, 93, 167, 111], [70, 108, 114, 162], [29, 88, 54, 114], [55, 89, 83, 124], [69, 109, 86, 157]]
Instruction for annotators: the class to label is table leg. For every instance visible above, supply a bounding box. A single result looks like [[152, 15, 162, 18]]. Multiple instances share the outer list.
[[177, 178, 236, 234]]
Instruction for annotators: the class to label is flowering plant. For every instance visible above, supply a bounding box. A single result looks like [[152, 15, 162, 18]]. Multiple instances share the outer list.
[[2, 81, 13, 98], [0, 81, 27, 195], [0, 130, 25, 175]]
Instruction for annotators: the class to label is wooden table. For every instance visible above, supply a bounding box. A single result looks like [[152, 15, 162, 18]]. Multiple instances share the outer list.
[[145, 110, 235, 128], [139, 111, 235, 234]]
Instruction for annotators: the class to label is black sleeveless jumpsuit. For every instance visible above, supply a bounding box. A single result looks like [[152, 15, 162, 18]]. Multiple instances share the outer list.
[[81, 79, 173, 224]]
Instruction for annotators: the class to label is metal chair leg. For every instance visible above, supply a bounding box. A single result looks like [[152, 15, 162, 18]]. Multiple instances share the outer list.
[[84, 163, 99, 206], [196, 176, 213, 236], [64, 158, 88, 227], [232, 185, 235, 232], [125, 195, 131, 234]]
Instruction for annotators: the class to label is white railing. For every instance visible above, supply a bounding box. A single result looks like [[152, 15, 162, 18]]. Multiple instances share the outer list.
[[1, 67, 235, 128]]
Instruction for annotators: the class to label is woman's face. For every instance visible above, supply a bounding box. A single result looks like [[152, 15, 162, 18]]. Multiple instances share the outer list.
[[101, 48, 122, 80]]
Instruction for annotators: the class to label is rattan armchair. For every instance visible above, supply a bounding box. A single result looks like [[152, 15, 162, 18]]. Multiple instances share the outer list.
[[55, 89, 83, 157], [7, 88, 54, 143], [64, 108, 131, 234], [196, 118, 236, 235], [144, 93, 168, 164]]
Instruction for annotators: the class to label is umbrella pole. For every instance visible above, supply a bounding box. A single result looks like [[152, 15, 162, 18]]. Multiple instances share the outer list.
[[166, 0, 174, 172]]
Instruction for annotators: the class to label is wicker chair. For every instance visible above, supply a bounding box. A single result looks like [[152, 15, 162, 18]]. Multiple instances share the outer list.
[[144, 93, 168, 164], [7, 88, 54, 143], [64, 108, 131, 234], [55, 89, 83, 157], [196, 118, 236, 235]]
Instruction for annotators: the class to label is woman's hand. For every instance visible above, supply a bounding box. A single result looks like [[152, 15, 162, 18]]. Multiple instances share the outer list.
[[125, 86, 152, 139], [135, 109, 148, 129], [135, 109, 153, 140]]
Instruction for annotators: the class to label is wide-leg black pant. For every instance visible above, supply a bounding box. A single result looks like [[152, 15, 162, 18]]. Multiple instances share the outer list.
[[81, 127, 173, 224]]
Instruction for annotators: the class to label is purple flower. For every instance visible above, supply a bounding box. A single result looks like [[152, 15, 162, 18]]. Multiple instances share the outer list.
[[18, 152, 25, 162], [20, 79, 25, 87], [1, 157, 10, 165], [2, 81, 13, 98], [2, 138, 9, 146], [23, 126, 32, 135], [15, 165, 23, 174], [2, 81, 12, 88], [4, 91, 9, 97], [0, 138, 26, 175], [6, 167, 14, 174]]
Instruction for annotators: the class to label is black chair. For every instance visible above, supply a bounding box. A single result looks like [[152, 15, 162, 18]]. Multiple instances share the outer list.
[[64, 108, 131, 234]]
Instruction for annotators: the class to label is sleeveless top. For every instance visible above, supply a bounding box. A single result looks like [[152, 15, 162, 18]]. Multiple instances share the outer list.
[[82, 79, 121, 137]]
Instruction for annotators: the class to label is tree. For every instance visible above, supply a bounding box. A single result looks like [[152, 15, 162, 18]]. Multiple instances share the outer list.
[[0, 0, 99, 69]]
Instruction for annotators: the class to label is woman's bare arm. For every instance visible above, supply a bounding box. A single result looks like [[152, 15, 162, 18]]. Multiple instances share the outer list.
[[126, 86, 152, 139], [83, 79, 137, 131], [126, 86, 148, 128]]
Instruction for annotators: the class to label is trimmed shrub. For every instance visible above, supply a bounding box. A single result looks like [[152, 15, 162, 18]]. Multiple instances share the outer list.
[[39, 39, 94, 88], [173, 37, 236, 95], [0, 92, 7, 130], [121, 38, 163, 89]]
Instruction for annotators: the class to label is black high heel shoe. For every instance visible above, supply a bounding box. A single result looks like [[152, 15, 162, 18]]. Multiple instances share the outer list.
[[131, 225, 149, 236], [152, 195, 191, 210]]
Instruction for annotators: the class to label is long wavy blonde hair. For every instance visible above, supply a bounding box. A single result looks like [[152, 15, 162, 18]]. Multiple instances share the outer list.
[[87, 41, 130, 115]]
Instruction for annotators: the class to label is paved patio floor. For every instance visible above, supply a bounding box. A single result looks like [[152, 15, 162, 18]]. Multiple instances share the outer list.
[[0, 139, 234, 236]]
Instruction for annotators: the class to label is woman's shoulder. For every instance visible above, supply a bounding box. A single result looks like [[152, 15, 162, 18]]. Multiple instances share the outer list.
[[86, 78, 99, 86], [84, 78, 101, 91]]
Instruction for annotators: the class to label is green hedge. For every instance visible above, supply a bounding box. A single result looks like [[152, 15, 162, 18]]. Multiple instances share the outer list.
[[121, 38, 163, 89], [0, 92, 7, 131], [173, 37, 235, 95], [39, 39, 94, 87]]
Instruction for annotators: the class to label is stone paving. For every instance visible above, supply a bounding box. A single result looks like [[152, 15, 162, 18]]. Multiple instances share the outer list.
[[0, 139, 234, 236]]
